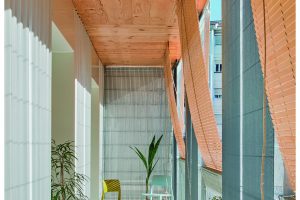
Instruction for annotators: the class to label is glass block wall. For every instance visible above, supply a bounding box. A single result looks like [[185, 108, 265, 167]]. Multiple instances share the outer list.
[[103, 67, 173, 200]]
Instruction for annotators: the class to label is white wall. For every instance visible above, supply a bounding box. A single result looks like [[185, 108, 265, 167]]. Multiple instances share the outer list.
[[90, 65, 105, 200], [5, 0, 52, 199], [52, 17, 103, 199], [51, 22, 74, 143], [99, 66, 105, 198], [91, 78, 99, 200], [90, 67, 105, 200], [52, 52, 75, 142]]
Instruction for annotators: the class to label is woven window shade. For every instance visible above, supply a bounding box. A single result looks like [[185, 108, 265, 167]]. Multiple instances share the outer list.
[[164, 47, 186, 159], [251, 0, 295, 190], [196, 0, 208, 12], [176, 0, 222, 171]]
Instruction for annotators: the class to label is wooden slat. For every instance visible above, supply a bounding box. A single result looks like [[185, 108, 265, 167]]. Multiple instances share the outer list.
[[149, 0, 176, 25], [86, 25, 179, 37], [251, 0, 296, 190], [164, 46, 186, 159], [176, 0, 222, 171]]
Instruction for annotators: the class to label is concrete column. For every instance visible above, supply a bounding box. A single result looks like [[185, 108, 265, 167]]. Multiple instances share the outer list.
[[222, 0, 274, 199], [185, 101, 198, 200]]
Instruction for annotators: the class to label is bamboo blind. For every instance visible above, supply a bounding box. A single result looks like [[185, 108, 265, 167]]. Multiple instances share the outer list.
[[176, 0, 222, 171], [196, 0, 208, 13], [164, 47, 186, 159], [251, 0, 296, 190]]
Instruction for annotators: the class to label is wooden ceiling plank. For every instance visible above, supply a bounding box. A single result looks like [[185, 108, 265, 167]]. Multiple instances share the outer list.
[[132, 0, 151, 25], [73, 0, 181, 66]]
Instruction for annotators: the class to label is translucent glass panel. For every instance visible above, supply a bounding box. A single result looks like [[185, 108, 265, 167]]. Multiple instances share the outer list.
[[5, 0, 52, 198], [74, 13, 92, 198], [175, 62, 186, 199], [103, 68, 173, 200]]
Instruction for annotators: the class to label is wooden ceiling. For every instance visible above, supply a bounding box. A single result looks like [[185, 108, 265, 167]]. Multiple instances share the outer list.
[[72, 0, 181, 66]]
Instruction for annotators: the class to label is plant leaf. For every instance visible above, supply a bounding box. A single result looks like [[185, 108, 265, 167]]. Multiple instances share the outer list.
[[150, 159, 159, 175], [148, 135, 156, 169], [148, 135, 163, 172], [130, 146, 147, 170]]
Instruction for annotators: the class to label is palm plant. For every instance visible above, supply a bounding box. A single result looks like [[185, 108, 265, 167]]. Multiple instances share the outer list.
[[130, 135, 163, 194], [51, 140, 88, 200]]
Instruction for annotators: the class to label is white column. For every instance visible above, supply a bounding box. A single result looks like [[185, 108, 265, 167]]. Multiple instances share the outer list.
[[74, 12, 92, 198], [91, 77, 100, 200], [98, 65, 105, 198]]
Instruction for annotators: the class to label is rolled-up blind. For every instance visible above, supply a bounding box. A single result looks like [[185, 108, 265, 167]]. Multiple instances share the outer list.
[[176, 0, 222, 171], [164, 47, 186, 159], [250, 0, 295, 190]]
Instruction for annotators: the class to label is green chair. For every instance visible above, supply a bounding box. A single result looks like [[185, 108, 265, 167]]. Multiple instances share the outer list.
[[141, 175, 173, 200], [101, 179, 121, 200]]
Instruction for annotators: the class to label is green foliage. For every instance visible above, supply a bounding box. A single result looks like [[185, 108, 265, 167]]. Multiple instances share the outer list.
[[51, 140, 88, 200], [212, 196, 222, 200], [130, 135, 163, 193]]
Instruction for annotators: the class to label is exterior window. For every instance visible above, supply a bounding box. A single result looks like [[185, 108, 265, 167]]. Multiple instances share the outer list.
[[214, 88, 222, 99], [215, 34, 222, 45], [215, 64, 219, 72], [215, 64, 222, 72]]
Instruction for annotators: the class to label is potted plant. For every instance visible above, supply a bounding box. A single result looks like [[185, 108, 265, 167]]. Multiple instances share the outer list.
[[51, 140, 88, 200], [130, 135, 163, 194]]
